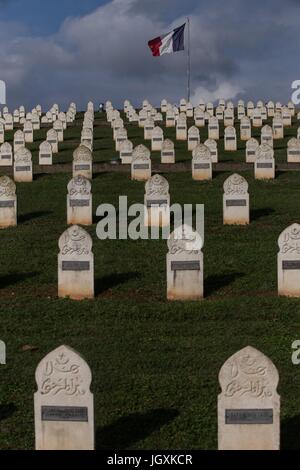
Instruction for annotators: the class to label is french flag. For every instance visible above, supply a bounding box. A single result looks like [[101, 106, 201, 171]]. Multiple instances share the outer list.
[[148, 23, 186, 57]]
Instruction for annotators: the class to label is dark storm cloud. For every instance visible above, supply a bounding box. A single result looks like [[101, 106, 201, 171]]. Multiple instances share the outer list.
[[0, 0, 299, 109]]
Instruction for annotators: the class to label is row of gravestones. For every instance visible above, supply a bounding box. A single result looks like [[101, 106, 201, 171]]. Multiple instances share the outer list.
[[29, 343, 279, 449], [129, 143, 277, 181], [107, 99, 297, 130]]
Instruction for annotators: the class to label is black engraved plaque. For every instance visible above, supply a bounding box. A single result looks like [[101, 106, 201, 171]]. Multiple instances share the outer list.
[[41, 406, 88, 422], [226, 199, 247, 207], [256, 163, 273, 168], [171, 261, 200, 271], [225, 409, 273, 425], [75, 164, 90, 170], [62, 261, 90, 271], [15, 166, 31, 171], [194, 163, 210, 169], [162, 152, 174, 157], [282, 260, 300, 270], [70, 199, 90, 207], [146, 199, 168, 207], [0, 200, 14, 208], [1, 155, 11, 159], [133, 164, 149, 169]]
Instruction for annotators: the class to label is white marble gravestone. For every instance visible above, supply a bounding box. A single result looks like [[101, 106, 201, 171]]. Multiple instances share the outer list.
[[218, 346, 280, 450], [194, 107, 205, 128], [278, 223, 300, 297], [119, 139, 133, 164], [14, 147, 33, 182], [0, 142, 13, 166], [47, 129, 58, 154], [204, 139, 218, 163], [144, 118, 155, 141], [39, 141, 53, 166], [58, 225, 94, 300], [224, 126, 237, 151], [34, 345, 94, 450], [186, 101, 193, 118], [224, 108, 234, 127], [216, 106, 224, 121], [287, 138, 300, 163], [67, 175, 92, 226], [246, 138, 259, 163], [282, 106, 291, 127], [23, 121, 33, 143], [131, 144, 151, 181], [167, 225, 203, 300], [161, 99, 168, 113], [54, 119, 64, 142], [151, 126, 164, 151], [138, 109, 148, 128], [206, 102, 214, 116], [223, 174, 249, 225], [166, 109, 176, 128], [32, 113, 40, 131], [261, 125, 273, 147], [161, 139, 175, 164], [254, 144, 275, 180], [272, 117, 284, 139], [240, 116, 251, 141], [208, 116, 219, 140], [192, 144, 212, 180], [0, 176, 17, 227], [176, 113, 187, 140], [188, 126, 200, 151], [247, 101, 254, 117], [115, 127, 127, 152], [0, 123, 4, 144], [267, 101, 275, 117], [4, 113, 13, 131], [144, 174, 170, 227], [73, 145, 93, 180]]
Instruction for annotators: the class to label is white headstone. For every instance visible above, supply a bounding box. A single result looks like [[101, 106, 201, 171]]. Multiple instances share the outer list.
[[223, 174, 249, 225], [0, 176, 17, 227], [144, 174, 170, 227], [14, 147, 33, 182], [278, 223, 300, 297], [67, 175, 92, 226], [192, 144, 212, 180], [73, 145, 93, 180], [131, 144, 151, 181]]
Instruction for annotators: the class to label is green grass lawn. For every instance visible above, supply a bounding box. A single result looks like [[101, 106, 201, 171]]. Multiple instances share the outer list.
[[1, 113, 300, 450]]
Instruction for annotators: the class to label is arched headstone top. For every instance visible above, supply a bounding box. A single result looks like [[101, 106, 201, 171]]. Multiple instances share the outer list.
[[168, 224, 203, 254], [15, 147, 32, 162], [35, 345, 92, 397], [219, 346, 279, 398], [278, 223, 300, 254], [288, 137, 300, 148], [192, 144, 211, 161], [224, 126, 236, 136], [120, 139, 133, 152], [246, 137, 259, 149], [73, 145, 92, 162], [0, 176, 16, 197], [59, 225, 93, 256], [256, 144, 274, 160], [223, 173, 248, 195], [145, 174, 169, 196], [68, 175, 91, 196], [1, 142, 12, 152], [132, 144, 150, 162]]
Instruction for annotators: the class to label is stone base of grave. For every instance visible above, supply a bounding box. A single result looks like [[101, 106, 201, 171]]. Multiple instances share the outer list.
[[278, 255, 300, 297], [255, 168, 275, 180], [176, 131, 187, 141], [14, 169, 33, 183], [0, 207, 17, 228], [144, 207, 170, 228], [208, 131, 219, 140], [167, 253, 203, 301], [39, 156, 52, 165], [223, 195, 249, 225], [225, 142, 237, 151], [287, 154, 300, 163], [58, 255, 94, 300], [67, 202, 93, 226], [188, 141, 199, 152], [131, 169, 151, 181], [192, 168, 212, 181], [0, 157, 12, 166], [161, 154, 175, 164]]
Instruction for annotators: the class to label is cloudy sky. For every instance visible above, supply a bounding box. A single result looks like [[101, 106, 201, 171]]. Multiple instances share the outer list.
[[0, 0, 298, 110]]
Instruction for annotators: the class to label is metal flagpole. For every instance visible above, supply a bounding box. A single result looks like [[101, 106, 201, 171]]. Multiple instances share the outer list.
[[186, 17, 191, 103]]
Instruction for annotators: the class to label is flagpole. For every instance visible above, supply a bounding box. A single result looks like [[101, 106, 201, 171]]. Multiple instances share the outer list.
[[186, 17, 191, 103]]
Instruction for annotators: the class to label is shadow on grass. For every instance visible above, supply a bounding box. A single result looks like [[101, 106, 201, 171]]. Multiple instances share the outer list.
[[95, 271, 141, 295], [251, 207, 275, 221], [0, 272, 39, 289], [96, 408, 179, 449], [205, 272, 245, 296], [19, 211, 52, 223], [0, 403, 17, 421], [281, 415, 300, 449]]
